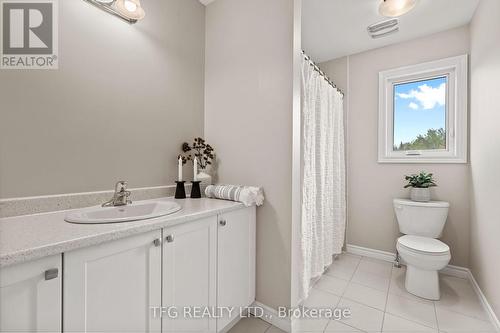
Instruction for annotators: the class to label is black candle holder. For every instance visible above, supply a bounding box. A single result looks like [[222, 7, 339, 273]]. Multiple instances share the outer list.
[[190, 181, 202, 199], [175, 181, 186, 199]]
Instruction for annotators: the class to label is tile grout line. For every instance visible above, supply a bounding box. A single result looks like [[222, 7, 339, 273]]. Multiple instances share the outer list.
[[433, 301, 441, 333], [337, 255, 492, 332], [322, 254, 363, 333], [434, 290, 493, 322], [263, 321, 272, 333], [380, 265, 395, 332], [255, 315, 272, 333], [340, 257, 391, 313], [349, 257, 393, 293], [384, 265, 442, 330], [336, 256, 387, 333], [347, 246, 499, 330], [338, 256, 386, 333], [353, 260, 437, 331], [329, 259, 366, 333], [383, 290, 441, 331], [324, 255, 443, 333], [439, 276, 495, 323], [384, 309, 441, 331], [436, 306, 493, 323]]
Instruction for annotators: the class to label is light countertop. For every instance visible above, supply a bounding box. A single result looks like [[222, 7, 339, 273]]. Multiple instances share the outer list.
[[0, 198, 244, 267]]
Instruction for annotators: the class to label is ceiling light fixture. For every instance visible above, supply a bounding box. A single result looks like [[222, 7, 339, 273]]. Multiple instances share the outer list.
[[84, 0, 145, 23], [379, 0, 417, 17]]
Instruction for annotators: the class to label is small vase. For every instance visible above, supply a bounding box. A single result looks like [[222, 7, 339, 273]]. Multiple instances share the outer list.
[[196, 171, 212, 196], [410, 188, 431, 202]]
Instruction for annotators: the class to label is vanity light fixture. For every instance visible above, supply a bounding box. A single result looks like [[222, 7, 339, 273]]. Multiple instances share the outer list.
[[84, 0, 145, 23], [379, 0, 417, 17]]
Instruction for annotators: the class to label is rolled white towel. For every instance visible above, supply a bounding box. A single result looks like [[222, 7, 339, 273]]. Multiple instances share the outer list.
[[205, 185, 264, 207]]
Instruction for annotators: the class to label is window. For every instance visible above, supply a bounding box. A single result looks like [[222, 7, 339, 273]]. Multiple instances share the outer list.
[[378, 55, 468, 163]]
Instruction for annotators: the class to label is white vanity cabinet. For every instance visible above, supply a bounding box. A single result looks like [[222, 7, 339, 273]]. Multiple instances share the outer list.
[[217, 206, 256, 331], [0, 255, 62, 333], [63, 230, 163, 333], [3, 205, 256, 333], [162, 216, 217, 333]]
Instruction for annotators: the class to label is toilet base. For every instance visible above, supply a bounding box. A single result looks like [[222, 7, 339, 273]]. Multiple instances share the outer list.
[[405, 265, 440, 300]]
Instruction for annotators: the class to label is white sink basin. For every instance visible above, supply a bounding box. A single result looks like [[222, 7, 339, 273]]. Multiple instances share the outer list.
[[65, 201, 181, 224]]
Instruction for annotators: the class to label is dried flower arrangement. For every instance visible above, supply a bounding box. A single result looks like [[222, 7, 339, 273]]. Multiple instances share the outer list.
[[179, 137, 215, 170]]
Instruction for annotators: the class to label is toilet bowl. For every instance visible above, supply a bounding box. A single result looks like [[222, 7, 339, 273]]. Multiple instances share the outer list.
[[397, 235, 450, 300], [393, 199, 451, 300]]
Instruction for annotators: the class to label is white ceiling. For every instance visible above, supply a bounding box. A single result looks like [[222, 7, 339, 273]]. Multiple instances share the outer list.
[[198, 0, 215, 5], [302, 0, 480, 62]]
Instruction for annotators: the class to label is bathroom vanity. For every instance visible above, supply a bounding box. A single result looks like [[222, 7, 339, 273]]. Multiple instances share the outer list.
[[0, 198, 256, 333]]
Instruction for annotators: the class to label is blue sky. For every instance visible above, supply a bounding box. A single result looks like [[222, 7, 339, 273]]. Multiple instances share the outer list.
[[393, 77, 447, 145]]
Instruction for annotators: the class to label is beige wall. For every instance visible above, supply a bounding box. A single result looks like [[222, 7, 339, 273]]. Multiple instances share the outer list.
[[0, 0, 205, 198], [321, 26, 471, 267], [205, 0, 296, 309], [470, 0, 500, 317], [320, 56, 348, 94]]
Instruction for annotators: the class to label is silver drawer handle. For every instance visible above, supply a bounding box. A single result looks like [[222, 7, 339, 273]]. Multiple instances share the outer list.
[[165, 235, 174, 243], [153, 238, 162, 247], [220, 220, 227, 226], [45, 268, 58, 281]]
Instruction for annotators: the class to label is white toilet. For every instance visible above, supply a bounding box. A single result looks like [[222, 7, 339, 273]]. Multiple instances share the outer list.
[[393, 199, 451, 300]]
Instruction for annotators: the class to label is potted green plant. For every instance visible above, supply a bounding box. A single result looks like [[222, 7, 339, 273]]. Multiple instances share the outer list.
[[404, 171, 437, 202]]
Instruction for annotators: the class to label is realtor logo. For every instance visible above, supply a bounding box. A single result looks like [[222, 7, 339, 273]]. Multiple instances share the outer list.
[[1, 0, 58, 69]]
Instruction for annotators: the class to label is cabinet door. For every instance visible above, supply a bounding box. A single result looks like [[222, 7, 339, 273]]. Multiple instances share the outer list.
[[64, 231, 162, 333], [217, 207, 256, 330], [0, 255, 62, 333], [162, 217, 217, 333]]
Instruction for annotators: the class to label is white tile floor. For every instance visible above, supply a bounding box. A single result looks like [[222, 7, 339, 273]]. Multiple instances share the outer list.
[[227, 316, 286, 333], [295, 253, 496, 333]]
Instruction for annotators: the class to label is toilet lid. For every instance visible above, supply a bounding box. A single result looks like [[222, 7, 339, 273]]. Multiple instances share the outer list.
[[398, 235, 450, 255]]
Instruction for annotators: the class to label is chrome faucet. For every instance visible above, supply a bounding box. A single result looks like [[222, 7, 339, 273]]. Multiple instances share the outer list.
[[102, 181, 132, 207]]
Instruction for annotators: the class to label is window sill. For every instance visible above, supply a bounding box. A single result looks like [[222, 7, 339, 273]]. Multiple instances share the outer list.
[[378, 157, 468, 164]]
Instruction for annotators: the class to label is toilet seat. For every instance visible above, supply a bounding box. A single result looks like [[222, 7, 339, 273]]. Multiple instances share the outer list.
[[397, 235, 450, 256]]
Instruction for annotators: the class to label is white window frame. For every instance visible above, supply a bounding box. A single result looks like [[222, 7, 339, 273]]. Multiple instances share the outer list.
[[378, 55, 468, 163]]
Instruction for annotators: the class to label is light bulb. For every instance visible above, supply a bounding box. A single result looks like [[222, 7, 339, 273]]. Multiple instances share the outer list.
[[114, 0, 145, 20], [124, 0, 137, 12], [379, 0, 417, 17], [393, 0, 406, 10]]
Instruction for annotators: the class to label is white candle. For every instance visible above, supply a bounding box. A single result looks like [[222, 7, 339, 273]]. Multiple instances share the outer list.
[[178, 157, 183, 181], [193, 157, 198, 181]]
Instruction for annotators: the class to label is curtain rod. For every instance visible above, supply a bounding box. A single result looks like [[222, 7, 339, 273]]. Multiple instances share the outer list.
[[302, 50, 344, 97]]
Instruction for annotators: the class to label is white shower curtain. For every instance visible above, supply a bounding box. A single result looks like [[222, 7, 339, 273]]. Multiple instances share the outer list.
[[299, 57, 346, 302]]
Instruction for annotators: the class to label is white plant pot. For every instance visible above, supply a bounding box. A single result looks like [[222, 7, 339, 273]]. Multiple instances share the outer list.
[[410, 188, 431, 202], [196, 171, 212, 196]]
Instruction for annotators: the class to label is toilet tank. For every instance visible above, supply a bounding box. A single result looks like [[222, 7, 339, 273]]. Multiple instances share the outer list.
[[393, 199, 449, 238]]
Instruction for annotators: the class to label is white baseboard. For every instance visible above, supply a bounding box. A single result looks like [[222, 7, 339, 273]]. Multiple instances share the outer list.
[[218, 315, 243, 333], [346, 244, 396, 262], [250, 301, 291, 333], [440, 264, 470, 279], [346, 244, 468, 279], [346, 244, 500, 332], [468, 270, 500, 332]]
